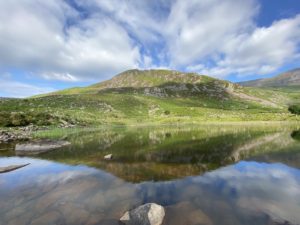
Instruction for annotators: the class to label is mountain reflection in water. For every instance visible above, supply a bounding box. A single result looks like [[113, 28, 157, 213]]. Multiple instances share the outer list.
[[37, 125, 300, 182]]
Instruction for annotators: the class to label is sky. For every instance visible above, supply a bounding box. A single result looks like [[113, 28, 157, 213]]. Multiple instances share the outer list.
[[0, 0, 300, 98]]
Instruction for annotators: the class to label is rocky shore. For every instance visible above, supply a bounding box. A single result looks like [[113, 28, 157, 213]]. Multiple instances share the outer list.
[[0, 125, 49, 143], [0, 130, 30, 143], [1, 125, 71, 156]]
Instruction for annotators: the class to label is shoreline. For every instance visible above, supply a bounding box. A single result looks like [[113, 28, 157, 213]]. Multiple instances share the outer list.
[[1, 120, 300, 143]]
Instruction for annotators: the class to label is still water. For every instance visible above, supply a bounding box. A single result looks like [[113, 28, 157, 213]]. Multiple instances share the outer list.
[[1, 124, 300, 225]]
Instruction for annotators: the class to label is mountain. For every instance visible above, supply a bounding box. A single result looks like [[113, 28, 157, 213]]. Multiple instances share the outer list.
[[92, 69, 213, 89], [52, 69, 230, 97], [0, 69, 299, 127], [239, 68, 300, 87], [50, 69, 280, 106]]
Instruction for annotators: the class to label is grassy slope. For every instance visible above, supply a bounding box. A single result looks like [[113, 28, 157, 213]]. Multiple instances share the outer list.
[[0, 70, 299, 127]]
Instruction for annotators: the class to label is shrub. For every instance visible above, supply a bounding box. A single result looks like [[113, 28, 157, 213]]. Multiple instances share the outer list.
[[288, 105, 300, 115], [10, 112, 29, 126], [0, 112, 11, 127], [0, 111, 59, 127], [291, 130, 300, 141], [31, 113, 53, 126], [164, 110, 171, 115]]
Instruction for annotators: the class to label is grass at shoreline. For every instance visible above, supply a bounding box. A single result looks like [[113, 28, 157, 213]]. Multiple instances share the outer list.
[[32, 120, 300, 139]]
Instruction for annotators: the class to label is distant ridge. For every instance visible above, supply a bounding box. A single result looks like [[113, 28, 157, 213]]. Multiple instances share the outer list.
[[238, 68, 300, 87]]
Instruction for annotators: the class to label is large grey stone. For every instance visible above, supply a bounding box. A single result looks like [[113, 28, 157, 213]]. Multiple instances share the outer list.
[[15, 140, 70, 155], [104, 154, 113, 160], [120, 203, 165, 225]]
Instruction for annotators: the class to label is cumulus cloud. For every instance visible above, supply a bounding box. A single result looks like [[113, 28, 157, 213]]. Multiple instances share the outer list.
[[197, 15, 300, 78], [165, 0, 258, 65], [0, 0, 299, 82], [0, 0, 140, 82], [167, 1, 300, 78], [75, 0, 168, 43]]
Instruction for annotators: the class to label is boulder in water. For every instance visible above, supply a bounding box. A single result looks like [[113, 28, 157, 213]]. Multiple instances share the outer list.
[[15, 140, 70, 155], [120, 203, 165, 225], [163, 201, 213, 225], [104, 154, 113, 160]]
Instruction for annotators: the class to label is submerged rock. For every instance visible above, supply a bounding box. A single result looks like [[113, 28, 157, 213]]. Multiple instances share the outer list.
[[0, 163, 30, 173], [163, 201, 212, 225], [104, 154, 113, 160], [15, 140, 70, 155], [120, 203, 165, 225]]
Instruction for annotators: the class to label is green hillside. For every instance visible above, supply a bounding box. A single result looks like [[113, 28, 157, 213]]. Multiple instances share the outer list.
[[0, 69, 299, 127]]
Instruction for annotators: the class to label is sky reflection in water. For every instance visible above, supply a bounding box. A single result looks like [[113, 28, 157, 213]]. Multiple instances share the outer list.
[[0, 157, 300, 225]]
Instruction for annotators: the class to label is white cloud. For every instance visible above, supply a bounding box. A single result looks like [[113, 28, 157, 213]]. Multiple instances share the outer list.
[[165, 0, 258, 66], [76, 0, 169, 44], [0, 77, 56, 98], [167, 1, 300, 78], [215, 15, 300, 77], [0, 0, 140, 82], [0, 0, 299, 82], [78, 0, 300, 79], [41, 72, 79, 82]]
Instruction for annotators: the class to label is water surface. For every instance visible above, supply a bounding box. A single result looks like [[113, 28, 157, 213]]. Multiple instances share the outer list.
[[1, 124, 300, 225]]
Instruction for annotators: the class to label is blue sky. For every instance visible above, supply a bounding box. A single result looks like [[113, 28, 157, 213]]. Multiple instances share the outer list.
[[0, 0, 299, 98]]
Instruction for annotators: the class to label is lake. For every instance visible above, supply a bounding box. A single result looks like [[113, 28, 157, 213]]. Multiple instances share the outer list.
[[1, 123, 300, 225]]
